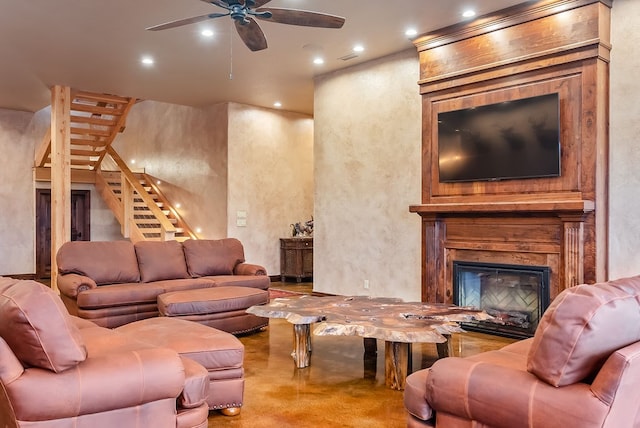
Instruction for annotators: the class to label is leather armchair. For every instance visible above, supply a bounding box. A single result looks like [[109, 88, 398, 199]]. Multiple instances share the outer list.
[[404, 275, 640, 428], [0, 277, 209, 428]]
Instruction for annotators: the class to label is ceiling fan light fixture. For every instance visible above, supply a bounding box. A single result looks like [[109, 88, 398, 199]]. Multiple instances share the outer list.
[[147, 0, 345, 52]]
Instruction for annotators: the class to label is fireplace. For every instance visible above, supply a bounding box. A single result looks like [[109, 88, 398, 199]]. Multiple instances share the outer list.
[[453, 261, 550, 339]]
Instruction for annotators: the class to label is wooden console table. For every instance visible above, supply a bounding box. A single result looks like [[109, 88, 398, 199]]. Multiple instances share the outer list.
[[280, 237, 313, 282]]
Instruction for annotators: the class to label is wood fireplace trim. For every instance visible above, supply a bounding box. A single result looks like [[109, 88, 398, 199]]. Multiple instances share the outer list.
[[410, 0, 610, 306], [410, 200, 594, 215]]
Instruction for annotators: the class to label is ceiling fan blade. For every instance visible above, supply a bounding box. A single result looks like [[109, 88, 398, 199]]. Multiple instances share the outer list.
[[235, 17, 268, 51], [249, 0, 273, 7], [255, 8, 345, 29], [146, 12, 228, 31], [200, 0, 231, 9]]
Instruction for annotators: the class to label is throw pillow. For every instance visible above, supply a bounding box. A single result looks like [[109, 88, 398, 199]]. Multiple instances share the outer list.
[[182, 238, 245, 277], [0, 278, 87, 372], [134, 240, 190, 283], [527, 275, 640, 387], [57, 241, 140, 285]]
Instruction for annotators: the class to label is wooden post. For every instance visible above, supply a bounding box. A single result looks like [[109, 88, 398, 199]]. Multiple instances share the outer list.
[[50, 85, 72, 293], [121, 172, 132, 238]]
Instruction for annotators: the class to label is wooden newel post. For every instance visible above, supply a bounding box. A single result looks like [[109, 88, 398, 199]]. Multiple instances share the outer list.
[[50, 85, 72, 293]]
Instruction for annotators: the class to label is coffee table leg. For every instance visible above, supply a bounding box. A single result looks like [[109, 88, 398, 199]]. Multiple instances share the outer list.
[[291, 323, 312, 368], [436, 334, 453, 358], [385, 341, 412, 390]]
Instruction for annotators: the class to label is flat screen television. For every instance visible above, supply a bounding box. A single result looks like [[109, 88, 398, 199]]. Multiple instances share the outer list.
[[437, 93, 561, 183]]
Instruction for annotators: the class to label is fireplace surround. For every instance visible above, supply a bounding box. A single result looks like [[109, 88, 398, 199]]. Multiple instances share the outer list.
[[453, 261, 550, 339], [409, 0, 610, 316]]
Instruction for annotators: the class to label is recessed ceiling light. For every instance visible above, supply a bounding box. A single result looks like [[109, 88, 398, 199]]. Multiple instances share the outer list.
[[353, 44, 365, 53], [201, 29, 214, 37], [141, 56, 154, 66], [313, 57, 325, 65], [130, 159, 136, 164], [405, 28, 418, 37], [273, 102, 282, 108], [462, 10, 476, 18]]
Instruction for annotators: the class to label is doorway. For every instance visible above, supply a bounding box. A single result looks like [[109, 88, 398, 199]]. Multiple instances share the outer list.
[[36, 189, 91, 279]]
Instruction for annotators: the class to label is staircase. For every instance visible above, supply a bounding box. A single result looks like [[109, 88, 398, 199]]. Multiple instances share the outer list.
[[97, 168, 195, 242], [36, 89, 196, 242]]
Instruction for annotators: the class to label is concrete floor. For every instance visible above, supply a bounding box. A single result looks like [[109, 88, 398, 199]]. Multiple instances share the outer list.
[[207, 282, 515, 427]]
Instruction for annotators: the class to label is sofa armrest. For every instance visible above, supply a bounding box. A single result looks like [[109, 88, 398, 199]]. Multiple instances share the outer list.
[[179, 357, 209, 409], [590, 341, 640, 425], [57, 273, 97, 298], [234, 263, 267, 276], [426, 357, 609, 427], [6, 347, 185, 421]]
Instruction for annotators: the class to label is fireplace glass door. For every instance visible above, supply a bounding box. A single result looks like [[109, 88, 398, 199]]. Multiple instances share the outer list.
[[453, 261, 550, 339]]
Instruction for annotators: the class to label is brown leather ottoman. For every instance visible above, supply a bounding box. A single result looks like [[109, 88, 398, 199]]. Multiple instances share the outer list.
[[116, 317, 244, 415], [157, 286, 270, 335]]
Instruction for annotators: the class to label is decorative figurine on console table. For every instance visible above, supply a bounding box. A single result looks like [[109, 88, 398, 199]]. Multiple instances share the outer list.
[[290, 216, 313, 237]]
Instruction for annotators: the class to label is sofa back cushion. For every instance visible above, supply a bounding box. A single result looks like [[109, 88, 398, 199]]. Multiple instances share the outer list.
[[182, 238, 245, 277], [527, 275, 640, 387], [57, 241, 140, 285], [134, 240, 190, 283], [0, 278, 87, 373]]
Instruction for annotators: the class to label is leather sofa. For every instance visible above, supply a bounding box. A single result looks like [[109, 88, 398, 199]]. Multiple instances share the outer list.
[[56, 238, 270, 328], [0, 277, 209, 428], [404, 275, 640, 428]]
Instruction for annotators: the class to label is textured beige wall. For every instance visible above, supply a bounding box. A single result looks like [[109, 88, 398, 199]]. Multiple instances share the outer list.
[[113, 101, 229, 239], [227, 103, 314, 275], [113, 100, 314, 276], [0, 108, 37, 274], [609, 0, 640, 279], [0, 105, 122, 275], [313, 49, 422, 300]]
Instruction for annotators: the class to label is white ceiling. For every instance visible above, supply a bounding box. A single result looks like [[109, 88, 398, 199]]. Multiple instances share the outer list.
[[0, 0, 526, 115]]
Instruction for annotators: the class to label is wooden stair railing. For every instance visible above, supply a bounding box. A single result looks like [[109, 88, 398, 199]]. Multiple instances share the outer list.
[[140, 173, 198, 241], [98, 147, 179, 242]]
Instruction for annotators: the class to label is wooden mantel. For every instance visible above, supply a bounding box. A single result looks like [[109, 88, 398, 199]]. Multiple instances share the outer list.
[[410, 200, 595, 215], [411, 0, 611, 304]]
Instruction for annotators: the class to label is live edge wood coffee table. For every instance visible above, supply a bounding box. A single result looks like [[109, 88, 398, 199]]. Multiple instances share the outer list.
[[246, 295, 491, 390]]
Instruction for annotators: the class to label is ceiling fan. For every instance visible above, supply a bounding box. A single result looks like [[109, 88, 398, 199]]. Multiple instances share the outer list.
[[147, 0, 346, 52]]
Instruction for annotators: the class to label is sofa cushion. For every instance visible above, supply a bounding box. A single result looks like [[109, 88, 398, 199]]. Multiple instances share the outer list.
[[158, 286, 269, 317], [183, 239, 245, 277], [527, 275, 640, 387], [57, 241, 140, 285], [207, 275, 270, 290], [135, 241, 190, 283], [116, 317, 244, 370], [0, 278, 87, 373], [76, 282, 167, 309]]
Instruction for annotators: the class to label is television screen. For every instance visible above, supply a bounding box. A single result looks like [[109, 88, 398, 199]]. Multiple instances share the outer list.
[[437, 93, 561, 183]]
